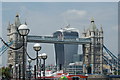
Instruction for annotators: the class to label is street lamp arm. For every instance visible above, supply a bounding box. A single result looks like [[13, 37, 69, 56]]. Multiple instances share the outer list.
[[25, 50, 38, 60], [0, 37, 23, 50]]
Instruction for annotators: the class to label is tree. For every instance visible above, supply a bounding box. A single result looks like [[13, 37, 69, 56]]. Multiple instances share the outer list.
[[0, 67, 2, 77], [114, 71, 120, 75], [0, 66, 12, 79]]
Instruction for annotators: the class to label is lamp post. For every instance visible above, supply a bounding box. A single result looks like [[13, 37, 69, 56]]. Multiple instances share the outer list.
[[38, 54, 42, 80], [18, 55, 21, 80], [41, 53, 48, 80], [33, 43, 41, 78], [28, 59, 32, 80], [18, 24, 30, 80], [15, 64, 18, 80], [85, 74, 88, 80], [19, 64, 21, 80], [11, 66, 14, 79]]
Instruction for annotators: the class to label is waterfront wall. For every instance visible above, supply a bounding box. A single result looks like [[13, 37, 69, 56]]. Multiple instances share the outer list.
[[9, 78, 120, 80], [88, 78, 120, 80]]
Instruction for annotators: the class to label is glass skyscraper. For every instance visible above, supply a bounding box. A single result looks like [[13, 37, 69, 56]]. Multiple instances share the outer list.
[[53, 27, 79, 70]]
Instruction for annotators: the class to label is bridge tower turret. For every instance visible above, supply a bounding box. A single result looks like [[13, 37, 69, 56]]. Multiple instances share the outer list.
[[83, 18, 103, 74], [7, 14, 25, 78], [7, 22, 11, 42], [89, 18, 96, 74], [99, 25, 103, 74]]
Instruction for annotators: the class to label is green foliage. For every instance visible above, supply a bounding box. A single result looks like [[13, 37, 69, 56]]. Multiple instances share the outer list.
[[76, 71, 81, 74], [114, 71, 120, 75], [118, 71, 120, 75], [0, 67, 2, 76], [0, 66, 12, 79]]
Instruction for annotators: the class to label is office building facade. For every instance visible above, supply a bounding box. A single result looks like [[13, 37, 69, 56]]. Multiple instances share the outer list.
[[53, 26, 79, 70]]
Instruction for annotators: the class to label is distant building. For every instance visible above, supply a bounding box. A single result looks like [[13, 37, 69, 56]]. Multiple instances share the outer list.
[[73, 54, 83, 62], [66, 62, 83, 74], [82, 18, 103, 74], [53, 26, 79, 70], [118, 52, 120, 73]]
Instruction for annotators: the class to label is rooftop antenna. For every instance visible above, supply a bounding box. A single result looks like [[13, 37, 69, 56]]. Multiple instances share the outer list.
[[83, 26, 86, 33], [25, 21, 27, 25], [66, 24, 70, 28]]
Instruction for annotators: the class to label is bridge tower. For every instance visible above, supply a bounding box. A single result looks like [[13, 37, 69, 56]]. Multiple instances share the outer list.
[[7, 14, 26, 78], [82, 18, 103, 74]]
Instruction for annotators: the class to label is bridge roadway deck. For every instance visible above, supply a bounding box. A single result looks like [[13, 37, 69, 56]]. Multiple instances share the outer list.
[[27, 35, 91, 44]]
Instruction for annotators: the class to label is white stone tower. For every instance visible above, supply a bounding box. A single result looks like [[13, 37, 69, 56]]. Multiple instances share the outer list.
[[7, 14, 26, 78], [82, 18, 103, 74]]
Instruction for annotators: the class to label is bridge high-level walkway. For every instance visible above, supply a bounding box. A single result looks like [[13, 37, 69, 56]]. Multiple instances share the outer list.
[[27, 35, 91, 44]]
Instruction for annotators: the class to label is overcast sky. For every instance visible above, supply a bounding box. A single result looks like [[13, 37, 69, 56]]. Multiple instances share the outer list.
[[1, 0, 120, 2], [0, 2, 1, 37], [0, 2, 118, 67]]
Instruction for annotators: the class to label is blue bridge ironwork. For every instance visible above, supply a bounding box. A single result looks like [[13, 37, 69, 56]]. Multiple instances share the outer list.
[[103, 45, 118, 70], [0, 35, 119, 73], [0, 41, 13, 56]]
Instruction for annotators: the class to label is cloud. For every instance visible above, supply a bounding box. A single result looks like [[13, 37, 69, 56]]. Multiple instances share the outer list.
[[62, 9, 87, 20], [66, 9, 86, 16], [111, 25, 118, 31], [2, 0, 119, 2]]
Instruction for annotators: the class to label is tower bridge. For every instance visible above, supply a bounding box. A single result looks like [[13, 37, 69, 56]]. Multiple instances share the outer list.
[[0, 14, 119, 76]]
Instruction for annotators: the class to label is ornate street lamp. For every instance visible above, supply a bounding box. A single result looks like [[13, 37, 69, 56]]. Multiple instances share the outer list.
[[41, 53, 48, 80], [18, 24, 30, 80], [33, 43, 41, 78], [28, 59, 32, 80], [38, 54, 42, 80]]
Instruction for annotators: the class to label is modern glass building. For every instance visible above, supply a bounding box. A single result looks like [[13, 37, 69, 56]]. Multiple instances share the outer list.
[[53, 27, 79, 70], [73, 54, 83, 62]]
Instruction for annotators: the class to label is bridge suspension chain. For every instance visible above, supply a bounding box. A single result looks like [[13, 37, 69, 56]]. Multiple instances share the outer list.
[[0, 37, 23, 50], [0, 41, 13, 56], [103, 45, 118, 69], [103, 45, 118, 59], [0, 37, 23, 57], [0, 37, 38, 60]]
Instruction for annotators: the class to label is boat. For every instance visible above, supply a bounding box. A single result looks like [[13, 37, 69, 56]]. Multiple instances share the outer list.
[[37, 70, 88, 80]]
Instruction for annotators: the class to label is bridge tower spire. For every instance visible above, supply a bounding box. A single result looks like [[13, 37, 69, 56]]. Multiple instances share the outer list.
[[15, 14, 21, 27]]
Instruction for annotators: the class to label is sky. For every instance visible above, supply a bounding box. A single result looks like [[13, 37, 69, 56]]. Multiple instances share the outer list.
[[0, 2, 118, 67], [1, 0, 120, 2], [0, 2, 2, 66]]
